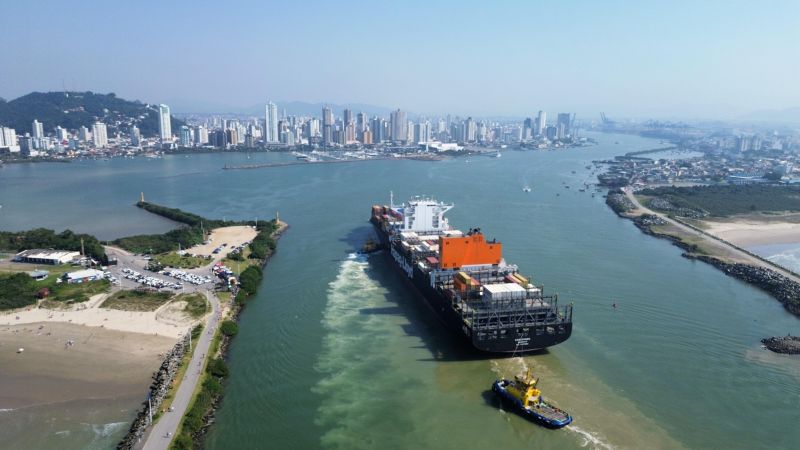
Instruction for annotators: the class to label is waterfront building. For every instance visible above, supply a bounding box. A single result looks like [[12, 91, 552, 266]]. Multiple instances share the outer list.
[[545, 125, 557, 141], [362, 129, 373, 145], [356, 112, 367, 137], [78, 126, 90, 142], [130, 125, 141, 146], [195, 125, 208, 145], [414, 121, 431, 144], [322, 106, 333, 146], [0, 126, 18, 151], [92, 122, 108, 148], [345, 123, 356, 144], [179, 126, 192, 147], [55, 126, 69, 142], [14, 249, 80, 265], [32, 119, 43, 139], [556, 113, 571, 139], [477, 121, 487, 142], [465, 117, 476, 142], [371, 117, 384, 143], [343, 108, 353, 126], [265, 101, 279, 143], [226, 128, 239, 146], [536, 110, 546, 137], [158, 104, 172, 143], [390, 109, 407, 143]]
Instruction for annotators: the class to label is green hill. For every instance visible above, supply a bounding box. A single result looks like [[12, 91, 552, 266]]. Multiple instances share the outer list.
[[0, 91, 185, 137]]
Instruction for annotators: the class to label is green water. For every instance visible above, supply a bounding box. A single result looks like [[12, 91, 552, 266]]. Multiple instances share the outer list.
[[0, 133, 798, 449]]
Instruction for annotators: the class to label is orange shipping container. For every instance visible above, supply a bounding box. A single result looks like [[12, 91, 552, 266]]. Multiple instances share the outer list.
[[439, 232, 502, 270]]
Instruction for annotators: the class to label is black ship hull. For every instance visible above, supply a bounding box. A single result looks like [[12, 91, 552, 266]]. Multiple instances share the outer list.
[[371, 221, 572, 354]]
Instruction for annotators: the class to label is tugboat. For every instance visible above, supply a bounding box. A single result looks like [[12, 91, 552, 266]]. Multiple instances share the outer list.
[[492, 369, 572, 429]]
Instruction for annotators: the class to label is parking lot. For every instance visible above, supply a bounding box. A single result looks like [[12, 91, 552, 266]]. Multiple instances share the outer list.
[[104, 246, 235, 294]]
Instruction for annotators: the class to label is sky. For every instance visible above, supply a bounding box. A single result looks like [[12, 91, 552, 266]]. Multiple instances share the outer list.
[[1, 0, 799, 119]]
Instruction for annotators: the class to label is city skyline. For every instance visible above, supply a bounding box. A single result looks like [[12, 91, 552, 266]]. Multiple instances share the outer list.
[[1, 1, 799, 119]]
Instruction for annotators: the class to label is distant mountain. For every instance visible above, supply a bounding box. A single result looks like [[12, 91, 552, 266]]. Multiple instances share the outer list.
[[739, 107, 800, 125], [0, 91, 185, 137]]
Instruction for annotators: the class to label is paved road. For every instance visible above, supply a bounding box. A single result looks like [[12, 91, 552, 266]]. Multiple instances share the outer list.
[[623, 187, 800, 283], [141, 290, 221, 450]]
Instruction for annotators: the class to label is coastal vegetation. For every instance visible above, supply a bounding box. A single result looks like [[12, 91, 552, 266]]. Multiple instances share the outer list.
[[113, 201, 276, 256], [101, 289, 172, 311], [153, 252, 211, 269], [0, 228, 107, 263], [0, 273, 110, 310], [639, 185, 800, 217], [179, 293, 209, 318]]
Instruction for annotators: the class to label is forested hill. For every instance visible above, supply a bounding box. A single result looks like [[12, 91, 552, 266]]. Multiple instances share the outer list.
[[0, 91, 185, 136]]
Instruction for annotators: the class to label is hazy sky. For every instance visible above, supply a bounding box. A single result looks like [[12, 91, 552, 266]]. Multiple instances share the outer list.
[[2, 0, 799, 118]]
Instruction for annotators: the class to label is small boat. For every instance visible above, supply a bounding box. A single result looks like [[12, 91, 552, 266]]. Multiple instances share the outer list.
[[492, 369, 572, 429], [523, 186, 531, 192]]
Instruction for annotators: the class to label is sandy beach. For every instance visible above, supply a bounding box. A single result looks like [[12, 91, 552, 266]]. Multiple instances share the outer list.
[[701, 218, 800, 247], [0, 322, 175, 448], [187, 225, 257, 261]]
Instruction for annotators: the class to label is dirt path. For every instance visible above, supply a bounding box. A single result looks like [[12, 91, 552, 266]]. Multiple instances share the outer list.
[[623, 187, 800, 284]]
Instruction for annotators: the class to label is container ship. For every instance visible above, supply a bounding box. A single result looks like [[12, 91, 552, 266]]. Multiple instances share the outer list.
[[370, 195, 573, 354]]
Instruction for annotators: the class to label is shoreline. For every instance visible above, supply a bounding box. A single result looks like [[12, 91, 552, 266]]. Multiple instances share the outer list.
[[0, 322, 176, 449], [606, 188, 800, 318], [174, 220, 287, 448]]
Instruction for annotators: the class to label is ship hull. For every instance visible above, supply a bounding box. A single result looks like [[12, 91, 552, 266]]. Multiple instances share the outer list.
[[371, 220, 571, 354]]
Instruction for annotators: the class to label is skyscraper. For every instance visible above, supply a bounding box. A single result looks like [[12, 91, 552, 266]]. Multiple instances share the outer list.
[[195, 125, 208, 145], [32, 120, 43, 139], [92, 122, 108, 147], [158, 104, 172, 142], [322, 106, 333, 146], [536, 111, 546, 137], [390, 109, 407, 144], [130, 125, 141, 146], [179, 126, 192, 147], [55, 126, 69, 142], [343, 109, 353, 126], [556, 113, 571, 139], [265, 101, 278, 143], [464, 117, 476, 142]]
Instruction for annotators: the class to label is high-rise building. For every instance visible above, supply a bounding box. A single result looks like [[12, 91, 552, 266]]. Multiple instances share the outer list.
[[414, 121, 431, 143], [345, 123, 356, 144], [362, 129, 373, 145], [195, 125, 208, 145], [32, 120, 43, 139], [371, 117, 384, 143], [0, 127, 18, 149], [130, 125, 141, 146], [55, 126, 69, 142], [265, 101, 279, 143], [322, 106, 333, 146], [179, 126, 192, 147], [535, 111, 546, 137], [390, 109, 407, 143], [92, 122, 108, 148], [464, 117, 476, 142], [356, 112, 367, 137], [343, 109, 353, 126], [556, 113, 571, 139], [158, 104, 172, 142], [78, 126, 90, 142]]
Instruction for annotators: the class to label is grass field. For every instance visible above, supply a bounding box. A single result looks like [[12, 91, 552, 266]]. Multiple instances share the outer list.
[[153, 252, 211, 269], [101, 289, 173, 311], [175, 292, 209, 318]]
